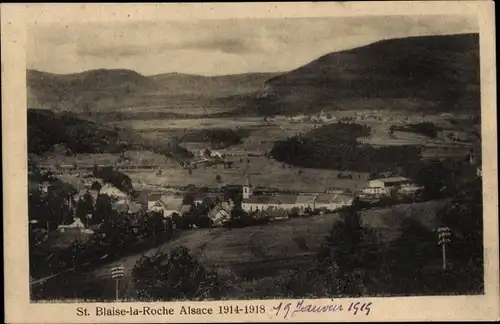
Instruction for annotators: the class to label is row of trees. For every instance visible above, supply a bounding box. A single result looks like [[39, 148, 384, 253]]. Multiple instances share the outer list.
[[390, 122, 439, 138]]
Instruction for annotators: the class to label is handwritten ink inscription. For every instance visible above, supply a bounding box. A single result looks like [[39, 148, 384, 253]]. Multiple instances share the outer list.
[[273, 300, 372, 319]]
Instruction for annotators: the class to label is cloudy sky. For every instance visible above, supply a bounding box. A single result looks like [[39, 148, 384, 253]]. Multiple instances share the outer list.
[[27, 15, 478, 76]]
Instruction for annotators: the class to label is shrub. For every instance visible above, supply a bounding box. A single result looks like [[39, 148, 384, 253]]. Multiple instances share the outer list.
[[132, 246, 225, 301]]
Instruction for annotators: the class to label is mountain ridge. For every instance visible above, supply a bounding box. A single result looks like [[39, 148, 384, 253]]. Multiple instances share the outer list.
[[27, 33, 479, 116], [27, 69, 279, 113], [228, 33, 480, 116]]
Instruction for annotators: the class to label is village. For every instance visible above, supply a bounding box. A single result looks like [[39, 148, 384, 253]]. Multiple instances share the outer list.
[[29, 106, 483, 238], [32, 161, 429, 236]]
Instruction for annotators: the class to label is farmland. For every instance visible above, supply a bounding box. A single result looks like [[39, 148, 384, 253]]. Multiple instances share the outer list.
[[37, 109, 480, 194]]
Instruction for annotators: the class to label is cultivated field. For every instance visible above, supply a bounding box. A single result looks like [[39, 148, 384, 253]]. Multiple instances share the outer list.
[[40, 111, 479, 193]]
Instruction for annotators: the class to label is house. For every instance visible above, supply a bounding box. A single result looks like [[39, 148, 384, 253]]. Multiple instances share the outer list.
[[295, 195, 316, 212], [113, 199, 143, 214], [142, 193, 165, 210], [208, 200, 233, 226], [314, 193, 353, 211], [57, 217, 94, 234], [180, 204, 192, 215], [289, 114, 306, 123], [241, 194, 299, 212], [136, 191, 183, 217], [397, 183, 424, 196], [99, 183, 128, 199], [161, 197, 184, 218], [361, 176, 414, 196], [242, 174, 318, 212], [188, 192, 225, 206]]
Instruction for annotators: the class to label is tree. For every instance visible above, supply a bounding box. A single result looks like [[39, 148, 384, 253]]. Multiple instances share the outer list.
[[132, 246, 224, 301], [95, 166, 133, 194], [316, 202, 371, 297], [75, 192, 94, 221], [215, 174, 222, 183], [99, 211, 137, 256], [93, 194, 113, 225], [415, 160, 452, 199], [90, 181, 102, 192]]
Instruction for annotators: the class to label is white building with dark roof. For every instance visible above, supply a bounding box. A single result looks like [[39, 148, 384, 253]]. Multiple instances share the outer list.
[[361, 176, 421, 197], [314, 193, 353, 211], [241, 174, 317, 213]]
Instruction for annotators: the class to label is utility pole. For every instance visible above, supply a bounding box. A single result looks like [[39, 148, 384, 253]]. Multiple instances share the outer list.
[[111, 265, 125, 301], [437, 227, 452, 270]]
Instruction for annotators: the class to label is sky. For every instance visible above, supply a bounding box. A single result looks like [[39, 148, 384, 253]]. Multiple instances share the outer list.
[[27, 15, 478, 76]]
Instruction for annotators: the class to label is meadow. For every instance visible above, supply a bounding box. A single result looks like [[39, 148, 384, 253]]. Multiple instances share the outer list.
[[39, 111, 478, 192]]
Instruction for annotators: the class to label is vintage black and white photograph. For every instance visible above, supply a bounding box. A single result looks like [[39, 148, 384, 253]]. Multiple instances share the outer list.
[[24, 12, 486, 304]]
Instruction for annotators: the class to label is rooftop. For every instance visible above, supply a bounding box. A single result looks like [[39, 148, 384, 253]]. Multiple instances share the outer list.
[[113, 200, 142, 214], [244, 174, 251, 187], [316, 193, 354, 204], [163, 197, 184, 211], [374, 176, 410, 184], [295, 195, 316, 204], [136, 192, 163, 204], [243, 194, 298, 205]]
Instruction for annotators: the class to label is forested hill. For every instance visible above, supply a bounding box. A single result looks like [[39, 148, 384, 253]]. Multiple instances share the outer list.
[[231, 33, 480, 116], [27, 109, 140, 155], [270, 122, 422, 173], [27, 109, 193, 159]]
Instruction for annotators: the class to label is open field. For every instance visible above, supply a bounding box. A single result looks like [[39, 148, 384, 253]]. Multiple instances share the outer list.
[[69, 199, 447, 300], [35, 107, 480, 194], [38, 111, 480, 193], [127, 156, 369, 192]]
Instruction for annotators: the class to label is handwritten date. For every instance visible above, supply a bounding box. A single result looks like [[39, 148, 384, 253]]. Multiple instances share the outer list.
[[273, 300, 372, 319]]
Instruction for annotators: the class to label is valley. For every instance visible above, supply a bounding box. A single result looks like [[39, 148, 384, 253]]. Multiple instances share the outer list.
[[27, 31, 483, 302]]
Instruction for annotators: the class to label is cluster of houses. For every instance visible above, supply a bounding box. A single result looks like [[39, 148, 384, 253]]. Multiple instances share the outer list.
[[43, 166, 430, 236], [284, 110, 335, 123], [241, 175, 355, 215], [39, 162, 159, 176], [180, 148, 226, 169], [358, 176, 423, 200]]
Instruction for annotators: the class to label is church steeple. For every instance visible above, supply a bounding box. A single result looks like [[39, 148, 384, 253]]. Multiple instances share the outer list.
[[242, 173, 253, 199]]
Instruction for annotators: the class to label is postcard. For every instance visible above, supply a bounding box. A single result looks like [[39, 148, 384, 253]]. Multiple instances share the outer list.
[[2, 2, 499, 323]]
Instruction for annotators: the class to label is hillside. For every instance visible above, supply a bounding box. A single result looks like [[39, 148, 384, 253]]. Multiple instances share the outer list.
[[270, 122, 422, 173], [232, 33, 480, 116], [27, 69, 278, 114], [149, 72, 279, 99], [27, 109, 194, 160], [27, 69, 157, 112], [27, 109, 143, 155]]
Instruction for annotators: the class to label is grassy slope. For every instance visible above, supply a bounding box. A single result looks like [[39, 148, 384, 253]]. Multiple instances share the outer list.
[[231, 33, 480, 116], [69, 200, 446, 300], [149, 72, 280, 98]]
